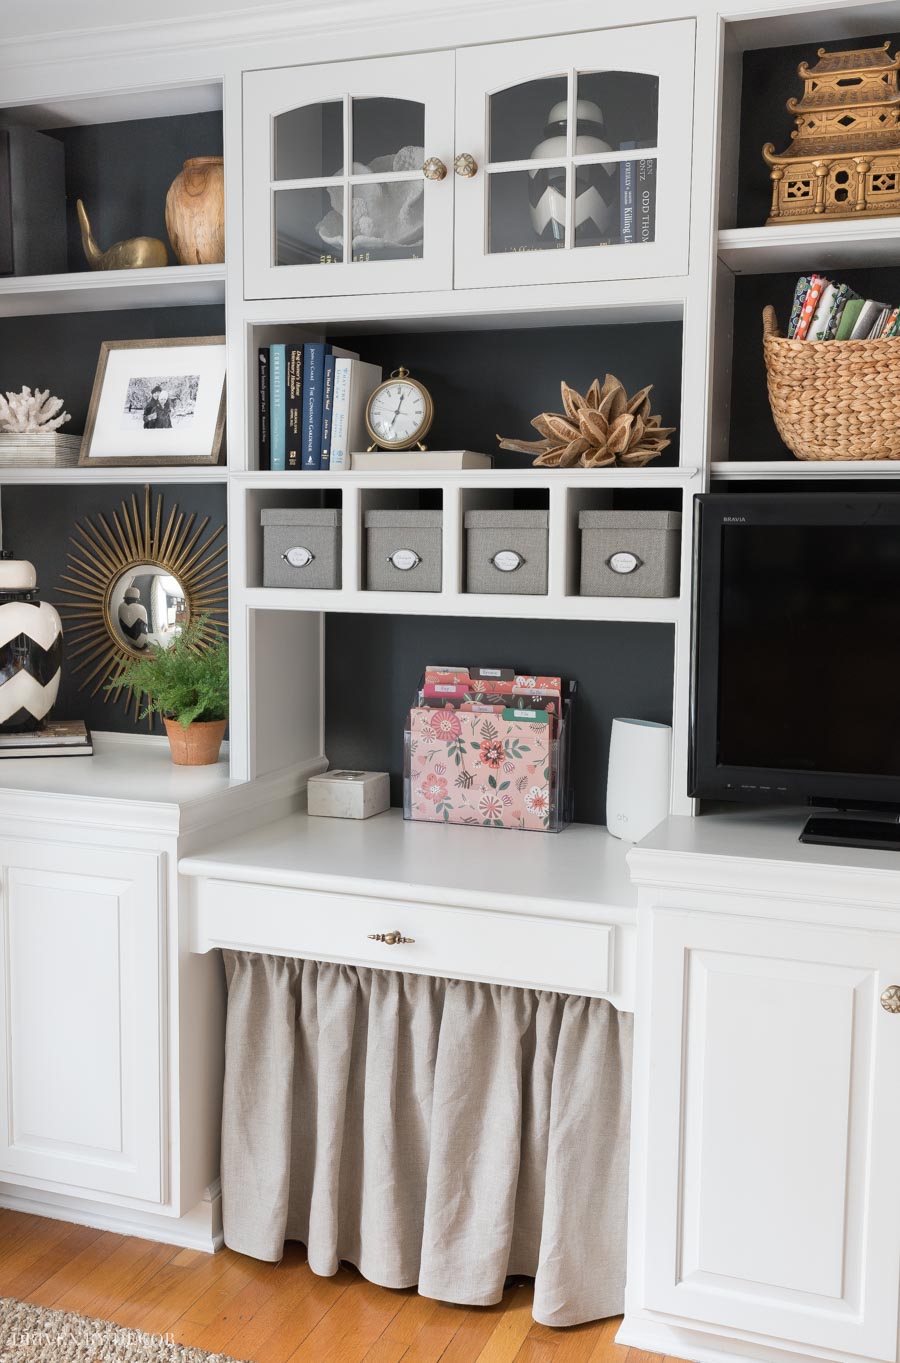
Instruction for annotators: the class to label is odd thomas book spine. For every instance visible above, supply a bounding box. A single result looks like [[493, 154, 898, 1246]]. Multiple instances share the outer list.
[[637, 158, 656, 243], [320, 353, 336, 471], [269, 343, 286, 472], [286, 344, 304, 470], [303, 342, 325, 470], [258, 347, 270, 471]]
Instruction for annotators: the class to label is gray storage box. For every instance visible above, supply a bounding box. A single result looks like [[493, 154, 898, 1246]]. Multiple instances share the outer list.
[[579, 510, 681, 597], [365, 510, 442, 592], [262, 508, 342, 589], [464, 509, 548, 595]]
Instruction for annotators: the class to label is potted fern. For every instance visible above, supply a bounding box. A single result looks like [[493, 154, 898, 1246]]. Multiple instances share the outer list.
[[108, 619, 228, 766]]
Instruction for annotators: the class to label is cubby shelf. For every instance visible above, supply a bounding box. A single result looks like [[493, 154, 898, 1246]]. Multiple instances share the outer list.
[[711, 460, 900, 480], [242, 586, 681, 623], [235, 468, 698, 490], [718, 220, 900, 276], [0, 263, 226, 318]]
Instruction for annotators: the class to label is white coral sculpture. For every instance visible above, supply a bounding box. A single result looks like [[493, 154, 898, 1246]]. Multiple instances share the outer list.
[[0, 387, 72, 433]]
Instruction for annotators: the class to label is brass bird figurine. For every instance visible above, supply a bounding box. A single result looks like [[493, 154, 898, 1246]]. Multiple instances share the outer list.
[[77, 199, 168, 271], [498, 375, 675, 469]]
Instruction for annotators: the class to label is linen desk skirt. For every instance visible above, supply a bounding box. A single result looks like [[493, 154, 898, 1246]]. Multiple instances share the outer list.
[[221, 952, 633, 1328]]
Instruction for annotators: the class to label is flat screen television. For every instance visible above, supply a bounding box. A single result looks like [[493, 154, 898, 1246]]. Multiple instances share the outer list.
[[690, 493, 900, 820]]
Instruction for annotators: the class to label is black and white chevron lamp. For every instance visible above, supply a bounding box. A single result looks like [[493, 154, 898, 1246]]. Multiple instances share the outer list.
[[0, 553, 62, 732], [528, 99, 616, 245]]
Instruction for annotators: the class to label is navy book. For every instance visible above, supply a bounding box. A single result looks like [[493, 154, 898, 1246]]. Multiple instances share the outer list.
[[302, 342, 326, 470]]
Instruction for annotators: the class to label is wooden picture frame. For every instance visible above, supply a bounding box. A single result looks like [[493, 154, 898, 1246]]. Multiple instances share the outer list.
[[79, 336, 227, 467]]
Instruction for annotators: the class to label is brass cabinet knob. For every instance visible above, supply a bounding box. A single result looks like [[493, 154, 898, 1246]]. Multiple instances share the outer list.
[[881, 984, 900, 1013], [454, 152, 478, 178], [423, 157, 448, 181], [368, 931, 415, 946]]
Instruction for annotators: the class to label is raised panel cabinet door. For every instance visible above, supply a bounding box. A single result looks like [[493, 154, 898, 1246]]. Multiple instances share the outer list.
[[243, 51, 455, 299], [640, 909, 900, 1360], [0, 841, 164, 1204], [454, 22, 694, 289]]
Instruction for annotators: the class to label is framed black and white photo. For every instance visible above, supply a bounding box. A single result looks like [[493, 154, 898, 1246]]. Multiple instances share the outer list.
[[80, 336, 226, 467]]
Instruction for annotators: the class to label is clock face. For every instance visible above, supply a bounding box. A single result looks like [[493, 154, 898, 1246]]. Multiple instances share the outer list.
[[367, 380, 430, 448]]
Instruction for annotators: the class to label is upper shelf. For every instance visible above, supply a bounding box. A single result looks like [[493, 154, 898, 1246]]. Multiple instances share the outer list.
[[711, 460, 900, 480], [236, 467, 699, 490], [718, 219, 900, 276], [0, 263, 226, 318], [0, 464, 228, 485]]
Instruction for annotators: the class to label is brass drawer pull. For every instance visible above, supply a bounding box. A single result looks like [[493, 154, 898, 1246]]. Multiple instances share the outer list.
[[881, 984, 900, 1013], [423, 157, 448, 181], [454, 153, 478, 178], [368, 931, 415, 946]]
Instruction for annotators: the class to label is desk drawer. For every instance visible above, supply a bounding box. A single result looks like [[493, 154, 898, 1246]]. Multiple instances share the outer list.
[[192, 878, 613, 997]]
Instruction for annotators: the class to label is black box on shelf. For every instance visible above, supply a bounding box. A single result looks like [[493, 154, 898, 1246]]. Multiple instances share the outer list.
[[0, 128, 68, 277]]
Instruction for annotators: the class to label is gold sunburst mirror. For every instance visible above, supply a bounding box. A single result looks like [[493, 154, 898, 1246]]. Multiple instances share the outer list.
[[58, 485, 227, 718]]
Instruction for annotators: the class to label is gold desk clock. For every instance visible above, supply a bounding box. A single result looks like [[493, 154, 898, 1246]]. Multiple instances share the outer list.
[[365, 367, 434, 451]]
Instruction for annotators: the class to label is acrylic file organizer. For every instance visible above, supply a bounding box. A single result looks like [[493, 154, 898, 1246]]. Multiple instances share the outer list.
[[404, 684, 575, 833]]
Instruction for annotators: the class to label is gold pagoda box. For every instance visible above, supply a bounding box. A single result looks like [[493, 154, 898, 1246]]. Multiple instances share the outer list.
[[763, 42, 900, 224]]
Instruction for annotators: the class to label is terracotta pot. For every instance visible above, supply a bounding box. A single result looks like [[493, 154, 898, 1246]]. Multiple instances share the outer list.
[[163, 716, 226, 766], [165, 157, 225, 265]]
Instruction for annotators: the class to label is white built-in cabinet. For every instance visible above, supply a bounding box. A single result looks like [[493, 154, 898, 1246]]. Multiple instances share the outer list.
[[626, 819, 900, 1363], [242, 20, 694, 299], [0, 839, 163, 1203]]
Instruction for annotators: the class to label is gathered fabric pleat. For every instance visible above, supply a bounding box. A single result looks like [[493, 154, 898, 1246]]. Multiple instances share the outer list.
[[221, 953, 632, 1327]]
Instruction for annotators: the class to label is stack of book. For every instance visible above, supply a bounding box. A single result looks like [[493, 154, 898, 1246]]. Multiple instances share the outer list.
[[786, 274, 900, 341], [619, 154, 656, 245], [258, 343, 382, 472], [0, 719, 92, 758]]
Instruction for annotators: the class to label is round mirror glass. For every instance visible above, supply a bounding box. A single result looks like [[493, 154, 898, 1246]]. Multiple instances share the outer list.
[[108, 565, 189, 652]]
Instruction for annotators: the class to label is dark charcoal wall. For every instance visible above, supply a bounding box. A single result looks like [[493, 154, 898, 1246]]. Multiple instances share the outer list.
[[46, 111, 223, 272], [339, 323, 683, 469], [324, 614, 675, 826], [0, 303, 226, 437], [1, 483, 227, 737]]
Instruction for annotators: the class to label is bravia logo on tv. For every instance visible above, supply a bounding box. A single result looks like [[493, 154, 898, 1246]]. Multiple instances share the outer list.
[[722, 515, 747, 523]]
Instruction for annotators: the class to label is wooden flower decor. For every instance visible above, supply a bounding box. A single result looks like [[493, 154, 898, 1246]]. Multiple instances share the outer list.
[[497, 375, 675, 469]]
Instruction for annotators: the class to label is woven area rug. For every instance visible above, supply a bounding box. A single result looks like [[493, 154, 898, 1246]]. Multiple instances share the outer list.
[[0, 1298, 246, 1362]]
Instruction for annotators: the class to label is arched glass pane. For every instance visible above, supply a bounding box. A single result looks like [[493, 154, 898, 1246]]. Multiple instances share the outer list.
[[274, 100, 343, 181], [489, 77, 568, 164], [352, 98, 424, 173], [576, 72, 659, 151]]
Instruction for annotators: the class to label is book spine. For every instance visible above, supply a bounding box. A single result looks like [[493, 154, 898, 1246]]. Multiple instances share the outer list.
[[619, 141, 635, 245], [258, 348, 270, 471], [637, 158, 656, 244], [320, 353, 336, 471], [286, 345, 304, 470], [303, 342, 325, 470], [269, 344, 286, 471], [330, 357, 352, 471]]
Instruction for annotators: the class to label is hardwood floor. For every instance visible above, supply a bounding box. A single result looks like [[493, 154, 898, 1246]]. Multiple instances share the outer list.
[[0, 1209, 674, 1363]]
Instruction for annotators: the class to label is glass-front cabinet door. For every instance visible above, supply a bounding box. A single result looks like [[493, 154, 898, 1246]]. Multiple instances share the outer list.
[[453, 21, 694, 288], [243, 52, 455, 298]]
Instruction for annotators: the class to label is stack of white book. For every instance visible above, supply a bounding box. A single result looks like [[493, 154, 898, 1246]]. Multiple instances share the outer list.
[[0, 433, 81, 467], [0, 719, 92, 758]]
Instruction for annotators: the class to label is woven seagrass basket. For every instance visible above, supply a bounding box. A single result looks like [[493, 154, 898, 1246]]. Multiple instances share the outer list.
[[762, 304, 900, 461]]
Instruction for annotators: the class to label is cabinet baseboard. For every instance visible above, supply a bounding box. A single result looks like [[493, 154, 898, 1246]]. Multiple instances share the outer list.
[[0, 1179, 223, 1253]]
